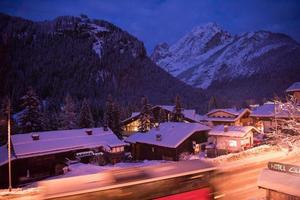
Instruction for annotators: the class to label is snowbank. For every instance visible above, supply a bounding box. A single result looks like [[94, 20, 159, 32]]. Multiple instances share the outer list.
[[0, 188, 40, 200], [207, 145, 279, 164]]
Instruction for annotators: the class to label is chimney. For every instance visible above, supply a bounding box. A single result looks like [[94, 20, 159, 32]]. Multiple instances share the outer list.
[[224, 125, 228, 132], [156, 134, 162, 141], [86, 129, 93, 135], [31, 133, 40, 140], [103, 125, 108, 131]]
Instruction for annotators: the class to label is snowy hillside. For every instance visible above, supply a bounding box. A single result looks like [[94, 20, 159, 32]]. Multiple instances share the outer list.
[[151, 23, 300, 89]]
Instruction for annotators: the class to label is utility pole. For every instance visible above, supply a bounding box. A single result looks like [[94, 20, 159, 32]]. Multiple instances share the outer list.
[[274, 100, 278, 135], [7, 99, 12, 192]]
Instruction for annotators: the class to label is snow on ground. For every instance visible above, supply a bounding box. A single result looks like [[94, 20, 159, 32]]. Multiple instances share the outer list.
[[0, 188, 40, 200], [179, 144, 299, 168], [208, 145, 279, 164]]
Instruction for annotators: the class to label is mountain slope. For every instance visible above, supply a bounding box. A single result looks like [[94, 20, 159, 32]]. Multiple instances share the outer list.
[[0, 13, 207, 114], [151, 23, 300, 104]]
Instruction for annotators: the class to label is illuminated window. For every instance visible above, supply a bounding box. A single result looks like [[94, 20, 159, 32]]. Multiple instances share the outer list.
[[228, 140, 237, 147]]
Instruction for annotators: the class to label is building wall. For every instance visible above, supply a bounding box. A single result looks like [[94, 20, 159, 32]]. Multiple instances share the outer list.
[[209, 131, 253, 153], [0, 146, 125, 188], [292, 91, 300, 102], [131, 131, 208, 161], [266, 189, 300, 200]]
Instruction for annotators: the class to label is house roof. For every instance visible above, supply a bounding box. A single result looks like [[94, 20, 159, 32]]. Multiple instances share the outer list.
[[286, 82, 300, 92], [206, 108, 251, 122], [207, 108, 242, 116], [125, 122, 210, 148], [208, 125, 258, 137], [250, 102, 276, 118], [250, 102, 300, 118], [11, 127, 126, 159], [0, 144, 16, 166], [123, 105, 199, 124]]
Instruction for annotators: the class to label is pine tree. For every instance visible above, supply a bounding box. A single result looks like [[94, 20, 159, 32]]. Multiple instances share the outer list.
[[159, 108, 167, 123], [19, 87, 44, 133], [138, 96, 152, 132], [105, 95, 114, 130], [79, 98, 94, 128], [0, 97, 10, 144], [60, 94, 78, 129], [105, 95, 122, 133], [208, 96, 218, 111], [172, 95, 184, 122], [111, 102, 121, 135]]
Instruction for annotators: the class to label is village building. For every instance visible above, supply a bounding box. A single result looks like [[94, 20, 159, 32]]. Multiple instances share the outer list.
[[125, 122, 210, 161], [203, 108, 252, 127], [206, 125, 258, 157], [121, 105, 202, 136], [258, 162, 300, 200], [0, 127, 126, 188], [286, 82, 300, 103], [250, 101, 300, 133]]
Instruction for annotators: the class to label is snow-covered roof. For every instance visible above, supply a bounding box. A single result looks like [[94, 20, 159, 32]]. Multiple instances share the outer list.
[[206, 108, 251, 122], [286, 82, 300, 92], [250, 102, 275, 117], [208, 125, 258, 137], [130, 112, 140, 118], [207, 108, 242, 116], [156, 105, 197, 121], [0, 145, 16, 166], [123, 105, 199, 123], [125, 122, 210, 148], [11, 128, 126, 159], [258, 168, 300, 197], [250, 102, 298, 118]]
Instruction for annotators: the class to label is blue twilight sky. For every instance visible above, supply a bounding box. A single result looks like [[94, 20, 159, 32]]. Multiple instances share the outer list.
[[0, 0, 300, 53]]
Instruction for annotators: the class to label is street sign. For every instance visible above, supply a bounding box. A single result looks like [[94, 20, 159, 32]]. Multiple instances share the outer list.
[[268, 162, 300, 176]]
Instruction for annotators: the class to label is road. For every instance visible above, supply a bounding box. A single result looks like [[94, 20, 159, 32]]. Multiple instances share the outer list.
[[1, 149, 299, 200], [212, 151, 300, 200]]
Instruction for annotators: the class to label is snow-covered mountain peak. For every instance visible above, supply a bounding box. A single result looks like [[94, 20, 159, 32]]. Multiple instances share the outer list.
[[190, 22, 223, 35], [151, 24, 300, 89]]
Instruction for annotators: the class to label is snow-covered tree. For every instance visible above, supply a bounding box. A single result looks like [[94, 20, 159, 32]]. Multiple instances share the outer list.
[[172, 95, 184, 122], [19, 87, 44, 133], [60, 94, 78, 129], [79, 98, 94, 128], [268, 96, 300, 150], [138, 96, 152, 132]]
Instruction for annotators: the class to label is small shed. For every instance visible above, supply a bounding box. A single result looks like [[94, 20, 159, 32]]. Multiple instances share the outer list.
[[207, 125, 258, 156], [125, 122, 210, 161]]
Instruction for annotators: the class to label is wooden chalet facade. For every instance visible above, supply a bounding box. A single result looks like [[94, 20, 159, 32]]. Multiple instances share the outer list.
[[0, 127, 126, 188], [206, 125, 257, 157], [204, 108, 252, 127], [125, 122, 210, 161], [121, 105, 201, 136]]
